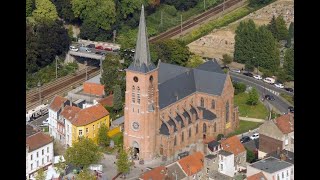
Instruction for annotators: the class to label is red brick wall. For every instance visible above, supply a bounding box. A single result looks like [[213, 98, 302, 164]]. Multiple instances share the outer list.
[[259, 134, 283, 154], [83, 82, 104, 96]]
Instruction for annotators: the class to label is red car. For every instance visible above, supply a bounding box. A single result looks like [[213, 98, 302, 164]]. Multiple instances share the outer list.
[[104, 47, 112, 51], [95, 46, 104, 50]]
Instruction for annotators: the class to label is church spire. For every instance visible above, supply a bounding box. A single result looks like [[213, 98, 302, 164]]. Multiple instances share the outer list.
[[127, 5, 156, 73]]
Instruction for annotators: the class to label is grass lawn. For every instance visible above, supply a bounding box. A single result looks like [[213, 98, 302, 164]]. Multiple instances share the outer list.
[[234, 92, 269, 119], [280, 93, 294, 105], [227, 120, 263, 137]]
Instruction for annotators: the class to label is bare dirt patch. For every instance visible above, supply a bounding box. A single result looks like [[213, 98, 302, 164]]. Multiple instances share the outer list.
[[188, 0, 294, 60]]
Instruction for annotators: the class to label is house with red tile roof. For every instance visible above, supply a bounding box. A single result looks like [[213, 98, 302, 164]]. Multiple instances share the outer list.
[[247, 172, 267, 180], [60, 106, 81, 146], [221, 135, 247, 171], [26, 125, 54, 179], [258, 114, 294, 159]]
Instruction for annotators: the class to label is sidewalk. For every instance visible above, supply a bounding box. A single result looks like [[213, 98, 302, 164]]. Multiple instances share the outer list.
[[239, 117, 265, 122]]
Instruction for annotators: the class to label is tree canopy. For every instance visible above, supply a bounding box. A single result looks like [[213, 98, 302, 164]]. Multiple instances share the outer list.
[[268, 15, 289, 41], [186, 55, 204, 68], [222, 54, 233, 65], [116, 149, 130, 174], [51, 0, 77, 23], [97, 123, 110, 147], [247, 87, 259, 106], [283, 47, 294, 81], [65, 138, 103, 168], [32, 0, 58, 24], [71, 0, 116, 31], [113, 85, 123, 111], [26, 0, 35, 17], [76, 169, 96, 180]]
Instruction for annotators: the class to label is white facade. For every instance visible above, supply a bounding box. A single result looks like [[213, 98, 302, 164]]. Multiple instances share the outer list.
[[48, 108, 58, 139], [247, 165, 294, 180], [26, 142, 54, 179], [64, 119, 73, 147], [218, 153, 235, 177]]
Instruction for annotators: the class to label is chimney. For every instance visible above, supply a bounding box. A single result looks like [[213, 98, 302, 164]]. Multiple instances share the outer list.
[[277, 147, 280, 155]]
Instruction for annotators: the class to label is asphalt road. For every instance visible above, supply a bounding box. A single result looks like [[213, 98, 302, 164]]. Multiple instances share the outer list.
[[29, 114, 48, 128], [231, 74, 291, 114]]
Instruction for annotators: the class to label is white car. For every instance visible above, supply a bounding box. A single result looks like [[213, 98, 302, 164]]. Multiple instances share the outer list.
[[274, 83, 284, 89], [253, 75, 262, 80], [231, 69, 241, 73], [42, 118, 49, 125], [250, 133, 259, 140], [86, 48, 91, 53], [263, 77, 275, 84], [69, 46, 79, 52]]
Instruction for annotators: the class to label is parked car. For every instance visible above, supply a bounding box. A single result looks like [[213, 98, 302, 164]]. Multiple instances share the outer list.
[[86, 44, 95, 48], [288, 106, 294, 113], [265, 94, 275, 101], [86, 48, 91, 53], [69, 46, 78, 52], [95, 46, 104, 50], [250, 133, 259, 140], [243, 72, 254, 77], [240, 136, 251, 143], [231, 68, 241, 73], [263, 77, 275, 84], [95, 51, 106, 55], [104, 47, 113, 51], [274, 83, 284, 89], [284, 87, 294, 92], [253, 75, 262, 80]]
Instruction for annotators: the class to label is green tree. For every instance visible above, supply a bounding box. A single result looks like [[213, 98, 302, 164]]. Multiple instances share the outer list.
[[275, 69, 287, 83], [100, 54, 124, 95], [116, 149, 130, 174], [76, 169, 96, 180], [98, 123, 110, 147], [246, 147, 255, 163], [26, 0, 35, 17], [113, 85, 123, 112], [186, 55, 204, 68], [245, 60, 255, 72], [32, 0, 58, 24], [233, 82, 246, 95], [247, 88, 259, 106], [267, 15, 277, 39], [288, 22, 294, 40], [283, 48, 294, 80], [65, 138, 103, 168], [275, 15, 289, 41], [119, 0, 141, 19], [222, 54, 233, 65], [217, 134, 224, 141], [79, 19, 101, 40], [51, 0, 76, 23], [71, 0, 116, 31], [35, 167, 46, 180], [55, 156, 67, 175]]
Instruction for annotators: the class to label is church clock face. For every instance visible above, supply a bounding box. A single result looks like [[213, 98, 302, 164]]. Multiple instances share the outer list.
[[133, 76, 139, 82], [132, 121, 140, 131]]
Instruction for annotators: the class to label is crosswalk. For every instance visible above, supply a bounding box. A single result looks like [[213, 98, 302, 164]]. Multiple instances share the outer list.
[[264, 88, 280, 96]]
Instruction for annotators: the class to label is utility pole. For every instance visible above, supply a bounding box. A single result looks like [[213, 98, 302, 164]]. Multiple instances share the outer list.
[[113, 30, 116, 43], [180, 15, 183, 33], [55, 56, 58, 79], [38, 81, 41, 105], [85, 61, 88, 80]]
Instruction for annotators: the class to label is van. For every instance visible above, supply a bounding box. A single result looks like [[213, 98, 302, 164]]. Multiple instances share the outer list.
[[263, 77, 275, 84]]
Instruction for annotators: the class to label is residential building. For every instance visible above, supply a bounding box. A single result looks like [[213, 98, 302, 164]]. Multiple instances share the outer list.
[[266, 149, 294, 165], [26, 125, 54, 179], [60, 105, 81, 147], [48, 95, 69, 139], [177, 152, 204, 179], [204, 138, 222, 155], [258, 114, 294, 159], [221, 136, 246, 171], [247, 157, 294, 180], [217, 150, 235, 177], [70, 103, 110, 144], [124, 5, 239, 161], [246, 172, 267, 180], [206, 171, 234, 180]]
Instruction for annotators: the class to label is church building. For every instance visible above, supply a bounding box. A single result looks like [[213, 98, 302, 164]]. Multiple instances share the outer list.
[[123, 5, 239, 161]]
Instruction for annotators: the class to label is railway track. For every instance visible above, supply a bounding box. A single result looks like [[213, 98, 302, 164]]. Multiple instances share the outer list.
[[26, 67, 100, 111], [149, 0, 242, 43]]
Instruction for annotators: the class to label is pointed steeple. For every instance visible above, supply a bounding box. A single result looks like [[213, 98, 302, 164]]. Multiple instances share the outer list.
[[127, 5, 156, 73]]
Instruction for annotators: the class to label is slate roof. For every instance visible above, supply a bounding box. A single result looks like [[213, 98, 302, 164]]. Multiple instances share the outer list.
[[190, 107, 199, 120], [182, 111, 192, 124], [250, 157, 293, 174], [205, 154, 217, 160], [175, 114, 185, 128], [218, 150, 233, 156], [197, 107, 217, 120], [208, 140, 221, 152], [159, 122, 170, 136], [267, 150, 294, 165], [112, 116, 124, 126], [158, 60, 227, 109]]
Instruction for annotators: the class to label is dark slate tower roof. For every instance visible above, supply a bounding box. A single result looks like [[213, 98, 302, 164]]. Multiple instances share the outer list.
[[127, 5, 156, 73]]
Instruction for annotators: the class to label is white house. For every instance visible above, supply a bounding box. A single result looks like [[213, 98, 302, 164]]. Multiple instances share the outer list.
[[26, 125, 54, 179], [60, 105, 81, 147], [247, 157, 294, 180], [217, 150, 235, 177], [48, 95, 68, 139]]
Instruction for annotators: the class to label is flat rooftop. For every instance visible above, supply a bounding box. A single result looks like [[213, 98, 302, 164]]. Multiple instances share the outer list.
[[250, 157, 293, 174]]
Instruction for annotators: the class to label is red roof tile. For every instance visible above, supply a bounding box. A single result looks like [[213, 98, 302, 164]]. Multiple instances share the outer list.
[[274, 114, 294, 134], [60, 105, 81, 121], [221, 135, 246, 156], [26, 132, 53, 152], [177, 152, 204, 176], [83, 82, 104, 96], [71, 104, 109, 126], [97, 95, 113, 107], [247, 172, 267, 180], [49, 96, 68, 112], [140, 166, 167, 180]]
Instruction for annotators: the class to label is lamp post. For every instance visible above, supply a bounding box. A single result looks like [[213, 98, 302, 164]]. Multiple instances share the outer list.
[[38, 81, 41, 105]]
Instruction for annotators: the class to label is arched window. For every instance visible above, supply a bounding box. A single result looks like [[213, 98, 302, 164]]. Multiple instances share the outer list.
[[132, 86, 135, 103], [211, 100, 215, 109], [181, 132, 184, 142], [174, 136, 177, 146], [148, 84, 154, 103], [189, 128, 191, 137], [203, 123, 207, 133], [200, 97, 204, 107], [196, 124, 198, 134], [214, 122, 216, 132], [226, 101, 229, 123], [137, 87, 140, 104]]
